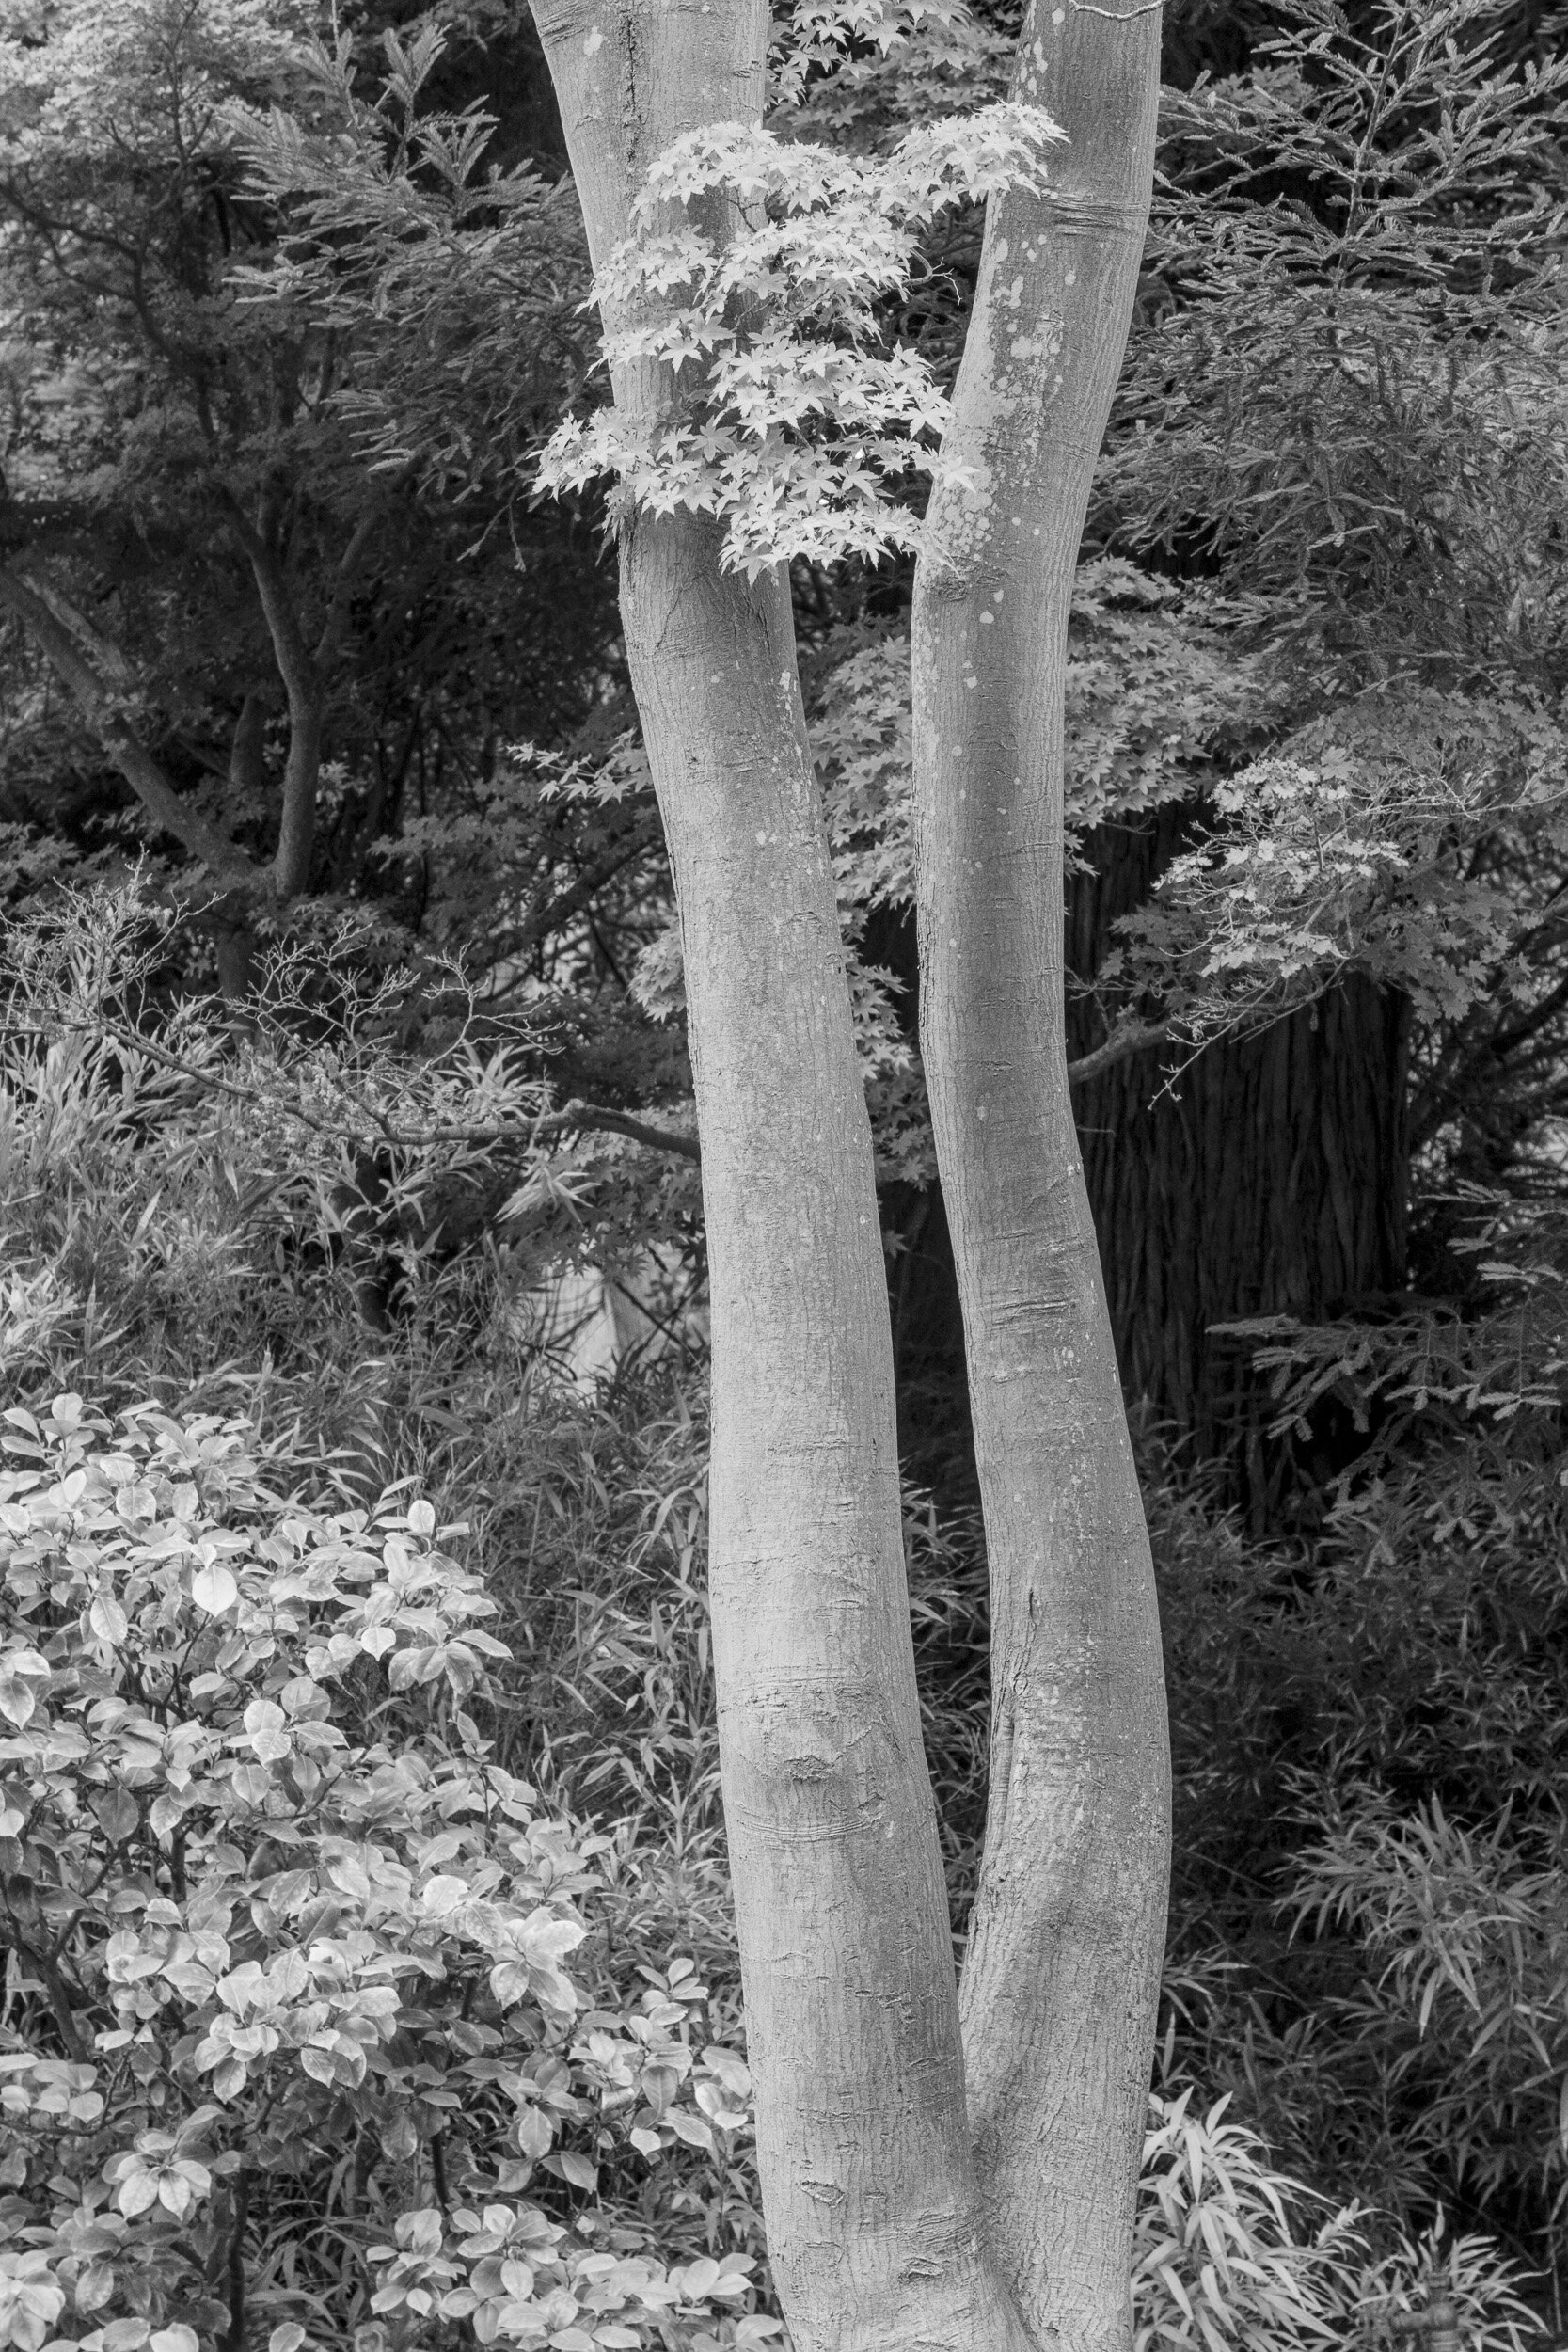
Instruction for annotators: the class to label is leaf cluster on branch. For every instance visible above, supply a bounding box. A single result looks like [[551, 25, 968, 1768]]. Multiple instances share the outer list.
[[536, 107, 1066, 573]]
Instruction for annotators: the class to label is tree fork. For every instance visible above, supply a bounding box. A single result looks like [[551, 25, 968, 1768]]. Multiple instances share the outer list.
[[911, 0, 1172, 2344]]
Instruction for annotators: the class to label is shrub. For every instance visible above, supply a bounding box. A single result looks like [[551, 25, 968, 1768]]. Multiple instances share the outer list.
[[2, 894, 1559, 2352], [0, 1392, 777, 2352], [1132, 2087, 1541, 2352], [1150, 1225, 1568, 2299]]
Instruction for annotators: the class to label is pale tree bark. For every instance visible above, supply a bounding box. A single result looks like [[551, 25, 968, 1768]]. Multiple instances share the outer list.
[[532, 0, 1171, 2344], [912, 4, 1170, 2348], [530, 2, 1030, 2344]]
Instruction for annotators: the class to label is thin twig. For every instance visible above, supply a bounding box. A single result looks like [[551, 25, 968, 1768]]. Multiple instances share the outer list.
[[222, 2168, 249, 2352]]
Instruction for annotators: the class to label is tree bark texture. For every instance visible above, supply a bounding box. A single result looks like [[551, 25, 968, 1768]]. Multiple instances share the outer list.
[[528, 2, 1029, 2343], [1067, 809, 1411, 1503], [911, 3, 1172, 2346]]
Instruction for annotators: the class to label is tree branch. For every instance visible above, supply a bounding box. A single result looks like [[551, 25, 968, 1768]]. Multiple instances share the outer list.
[[1064, 1017, 1173, 1087], [0, 564, 260, 886], [551, 1098, 700, 1161], [312, 507, 384, 672], [4, 987, 704, 1164], [516, 809, 665, 951], [221, 2168, 249, 2352], [14, 572, 137, 684], [229, 691, 271, 799], [223, 490, 324, 898]]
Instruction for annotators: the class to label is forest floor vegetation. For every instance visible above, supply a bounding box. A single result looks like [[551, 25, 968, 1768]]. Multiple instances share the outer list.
[[0, 898, 1563, 2352]]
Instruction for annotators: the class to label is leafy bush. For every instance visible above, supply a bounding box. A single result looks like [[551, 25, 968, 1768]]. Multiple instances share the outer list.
[[1133, 2089, 1541, 2352], [2, 892, 1561, 2350], [0, 1393, 776, 2352], [0, 884, 704, 1452], [1153, 1205, 1568, 2298]]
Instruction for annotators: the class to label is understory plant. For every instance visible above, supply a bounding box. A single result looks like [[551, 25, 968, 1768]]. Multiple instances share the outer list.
[[3, 1388, 1551, 2352], [0, 1392, 776, 2352], [1132, 2089, 1540, 2352], [1, 898, 1560, 2350], [1154, 1194, 1568, 2309]]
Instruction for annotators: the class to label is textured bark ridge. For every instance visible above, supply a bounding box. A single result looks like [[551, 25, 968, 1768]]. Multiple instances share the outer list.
[[1066, 813, 1410, 1496], [911, 1, 1172, 2346], [529, 0, 1031, 2342]]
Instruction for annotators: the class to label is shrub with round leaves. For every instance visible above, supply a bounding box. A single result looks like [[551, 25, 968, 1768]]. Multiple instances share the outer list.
[[0, 1394, 777, 2351]]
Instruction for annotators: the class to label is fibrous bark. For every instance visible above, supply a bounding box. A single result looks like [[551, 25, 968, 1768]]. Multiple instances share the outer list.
[[1067, 808, 1410, 1501]]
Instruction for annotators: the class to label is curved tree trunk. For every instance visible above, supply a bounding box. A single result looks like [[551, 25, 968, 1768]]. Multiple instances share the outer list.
[[911, 2, 1171, 2345], [625, 522, 1028, 2351], [530, 2, 1030, 2344], [882, 818, 1411, 1521], [0, 565, 261, 886]]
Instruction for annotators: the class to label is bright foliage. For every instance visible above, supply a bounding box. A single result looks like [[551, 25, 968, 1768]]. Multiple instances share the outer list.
[[538, 109, 1064, 572], [0, 1394, 774, 2351]]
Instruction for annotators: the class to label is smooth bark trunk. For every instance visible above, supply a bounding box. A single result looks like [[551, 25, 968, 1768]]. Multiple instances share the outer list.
[[911, 4, 1171, 2345], [530, 2, 1028, 2342], [883, 821, 1412, 1519]]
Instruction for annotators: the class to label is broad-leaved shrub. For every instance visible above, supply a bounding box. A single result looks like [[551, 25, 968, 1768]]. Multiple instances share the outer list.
[[0, 1394, 778, 2352]]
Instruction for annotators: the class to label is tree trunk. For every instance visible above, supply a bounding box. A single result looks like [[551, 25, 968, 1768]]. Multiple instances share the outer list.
[[1067, 809, 1411, 1511], [529, 2, 1029, 2343], [0, 564, 261, 885], [212, 693, 274, 999], [878, 817, 1412, 1517], [911, 3, 1171, 2346], [238, 523, 325, 899], [230, 690, 270, 803]]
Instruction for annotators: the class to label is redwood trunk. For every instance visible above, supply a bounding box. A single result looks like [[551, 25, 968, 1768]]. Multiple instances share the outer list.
[[1067, 811, 1411, 1506]]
